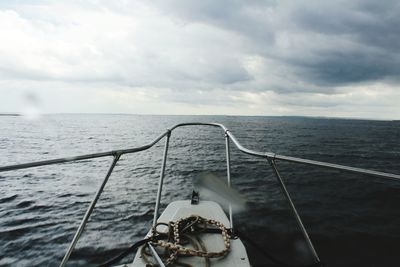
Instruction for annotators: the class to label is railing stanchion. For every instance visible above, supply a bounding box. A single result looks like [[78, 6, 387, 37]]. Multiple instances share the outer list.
[[225, 131, 234, 231], [268, 158, 320, 264], [153, 130, 171, 226], [60, 153, 121, 267]]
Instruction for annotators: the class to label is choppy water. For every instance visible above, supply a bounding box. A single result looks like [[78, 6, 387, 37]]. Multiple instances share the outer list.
[[0, 115, 399, 266]]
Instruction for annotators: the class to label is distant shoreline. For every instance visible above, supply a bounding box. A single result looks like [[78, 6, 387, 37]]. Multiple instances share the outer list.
[[0, 113, 20, 116], [0, 113, 396, 121]]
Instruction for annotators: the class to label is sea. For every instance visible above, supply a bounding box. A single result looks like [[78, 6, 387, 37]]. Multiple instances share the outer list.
[[0, 114, 399, 267]]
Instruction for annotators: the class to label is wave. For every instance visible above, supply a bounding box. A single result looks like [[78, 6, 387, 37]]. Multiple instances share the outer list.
[[0, 194, 18, 203]]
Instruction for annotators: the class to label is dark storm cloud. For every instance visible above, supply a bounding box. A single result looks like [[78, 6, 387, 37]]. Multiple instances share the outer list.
[[151, 0, 400, 90], [290, 49, 399, 86], [287, 0, 400, 85], [152, 0, 277, 45], [294, 1, 400, 52]]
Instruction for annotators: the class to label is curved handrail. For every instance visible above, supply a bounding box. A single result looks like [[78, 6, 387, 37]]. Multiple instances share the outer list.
[[0, 131, 169, 172], [0, 122, 399, 181]]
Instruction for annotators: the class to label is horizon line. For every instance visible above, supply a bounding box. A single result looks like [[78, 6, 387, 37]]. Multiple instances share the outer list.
[[0, 112, 395, 121]]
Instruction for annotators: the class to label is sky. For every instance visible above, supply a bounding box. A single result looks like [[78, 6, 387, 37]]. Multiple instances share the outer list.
[[0, 0, 399, 119]]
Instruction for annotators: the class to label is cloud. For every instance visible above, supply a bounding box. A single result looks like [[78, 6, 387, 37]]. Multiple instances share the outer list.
[[151, 0, 400, 88], [0, 0, 399, 118], [0, 1, 252, 89], [285, 0, 400, 86]]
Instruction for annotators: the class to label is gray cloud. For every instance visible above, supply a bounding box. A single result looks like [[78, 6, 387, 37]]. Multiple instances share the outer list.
[[0, 0, 399, 118], [289, 49, 399, 86], [152, 0, 277, 43], [3, 0, 399, 91], [285, 0, 400, 86], [149, 0, 400, 90]]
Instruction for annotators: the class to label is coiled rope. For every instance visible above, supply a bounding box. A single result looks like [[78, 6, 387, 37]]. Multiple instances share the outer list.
[[142, 215, 231, 266]]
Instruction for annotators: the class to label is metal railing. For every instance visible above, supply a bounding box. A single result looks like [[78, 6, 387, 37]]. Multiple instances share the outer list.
[[1, 122, 399, 266]]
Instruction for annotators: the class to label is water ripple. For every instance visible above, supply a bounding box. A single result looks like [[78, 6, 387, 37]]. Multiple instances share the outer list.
[[0, 115, 399, 266]]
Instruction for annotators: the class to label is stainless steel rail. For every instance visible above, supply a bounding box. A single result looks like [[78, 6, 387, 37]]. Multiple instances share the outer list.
[[0, 122, 399, 266], [60, 154, 120, 266], [153, 130, 171, 227], [269, 159, 320, 262]]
